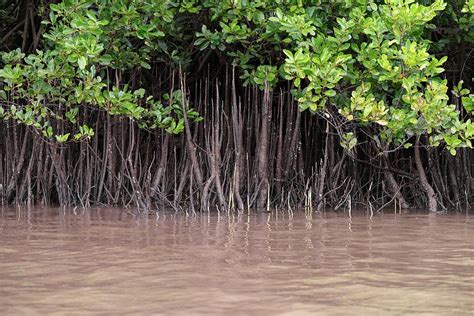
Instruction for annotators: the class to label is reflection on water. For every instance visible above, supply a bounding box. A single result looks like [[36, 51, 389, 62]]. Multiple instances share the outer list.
[[0, 207, 473, 315]]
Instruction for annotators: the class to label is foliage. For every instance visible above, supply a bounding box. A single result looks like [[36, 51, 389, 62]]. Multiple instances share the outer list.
[[0, 0, 200, 143], [0, 0, 473, 153], [193, 0, 474, 154]]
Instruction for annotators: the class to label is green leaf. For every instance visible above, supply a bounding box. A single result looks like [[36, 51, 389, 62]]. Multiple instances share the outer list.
[[462, 95, 474, 113], [78, 56, 87, 70], [55, 133, 70, 143], [324, 90, 336, 97]]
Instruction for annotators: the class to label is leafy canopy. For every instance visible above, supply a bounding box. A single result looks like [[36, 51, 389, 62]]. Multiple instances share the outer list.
[[0, 0, 472, 153], [193, 0, 474, 154]]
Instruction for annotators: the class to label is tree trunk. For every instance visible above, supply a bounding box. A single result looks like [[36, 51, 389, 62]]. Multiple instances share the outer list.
[[231, 68, 244, 211], [414, 137, 438, 213], [316, 122, 330, 212], [257, 82, 271, 210]]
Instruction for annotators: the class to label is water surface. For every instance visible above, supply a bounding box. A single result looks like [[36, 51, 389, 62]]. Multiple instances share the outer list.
[[1, 207, 473, 315]]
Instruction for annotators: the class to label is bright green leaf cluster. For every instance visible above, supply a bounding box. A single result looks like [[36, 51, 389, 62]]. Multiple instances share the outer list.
[[0, 1, 201, 143]]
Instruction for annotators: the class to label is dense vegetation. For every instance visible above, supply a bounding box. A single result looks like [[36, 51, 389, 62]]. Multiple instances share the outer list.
[[0, 0, 473, 213]]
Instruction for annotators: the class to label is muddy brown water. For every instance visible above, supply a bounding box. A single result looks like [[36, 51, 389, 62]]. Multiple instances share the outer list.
[[0, 207, 473, 315]]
